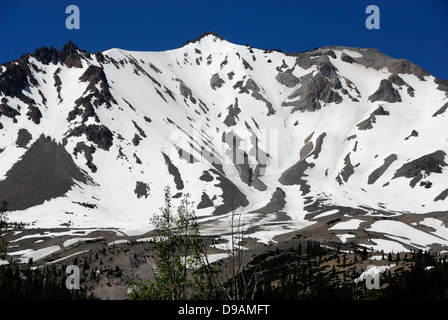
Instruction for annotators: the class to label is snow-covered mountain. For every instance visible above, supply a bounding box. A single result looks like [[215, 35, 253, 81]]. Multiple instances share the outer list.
[[1, 32, 448, 252]]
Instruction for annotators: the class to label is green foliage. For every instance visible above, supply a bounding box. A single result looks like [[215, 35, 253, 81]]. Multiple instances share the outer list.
[[129, 187, 221, 300], [362, 289, 383, 300]]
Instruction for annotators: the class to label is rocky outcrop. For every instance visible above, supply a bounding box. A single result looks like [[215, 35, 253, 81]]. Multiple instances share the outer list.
[[275, 69, 300, 88], [0, 135, 89, 211], [357, 105, 390, 130], [368, 79, 401, 103], [68, 124, 114, 151], [393, 151, 447, 187], [368, 154, 397, 184], [210, 73, 225, 90], [283, 71, 342, 112], [250, 187, 286, 214]]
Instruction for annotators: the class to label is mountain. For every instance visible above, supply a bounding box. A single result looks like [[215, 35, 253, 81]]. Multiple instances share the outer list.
[[1, 32, 448, 253]]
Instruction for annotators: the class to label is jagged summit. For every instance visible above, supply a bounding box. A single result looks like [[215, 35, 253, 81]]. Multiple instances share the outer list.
[[0, 36, 447, 253], [182, 31, 228, 47]]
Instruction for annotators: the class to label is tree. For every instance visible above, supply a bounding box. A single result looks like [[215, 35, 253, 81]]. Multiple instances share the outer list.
[[0, 201, 8, 261], [128, 187, 219, 300]]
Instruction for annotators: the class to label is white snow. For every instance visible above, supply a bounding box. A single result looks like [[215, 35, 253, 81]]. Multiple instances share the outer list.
[[355, 264, 395, 284], [1, 34, 447, 254], [9, 245, 61, 262], [330, 219, 365, 230]]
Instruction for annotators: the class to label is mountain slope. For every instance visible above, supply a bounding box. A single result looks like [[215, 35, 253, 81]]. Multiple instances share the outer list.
[[1, 32, 447, 252]]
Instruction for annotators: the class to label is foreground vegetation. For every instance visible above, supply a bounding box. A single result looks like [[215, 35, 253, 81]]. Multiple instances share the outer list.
[[2, 195, 448, 300]]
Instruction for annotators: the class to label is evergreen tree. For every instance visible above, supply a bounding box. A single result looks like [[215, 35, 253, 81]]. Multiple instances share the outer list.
[[0, 201, 8, 286]]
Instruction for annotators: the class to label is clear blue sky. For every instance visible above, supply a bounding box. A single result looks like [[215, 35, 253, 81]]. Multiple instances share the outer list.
[[1, 0, 447, 79]]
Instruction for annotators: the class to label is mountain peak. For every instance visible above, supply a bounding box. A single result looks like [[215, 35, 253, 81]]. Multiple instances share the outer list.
[[182, 31, 227, 47]]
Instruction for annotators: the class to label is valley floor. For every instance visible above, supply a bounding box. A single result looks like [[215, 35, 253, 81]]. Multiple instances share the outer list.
[[1, 226, 448, 300]]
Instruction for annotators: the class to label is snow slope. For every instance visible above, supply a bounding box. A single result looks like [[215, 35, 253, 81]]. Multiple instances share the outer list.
[[0, 32, 447, 252]]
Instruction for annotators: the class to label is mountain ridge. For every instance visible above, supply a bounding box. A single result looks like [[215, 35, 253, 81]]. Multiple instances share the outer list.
[[0, 33, 447, 253]]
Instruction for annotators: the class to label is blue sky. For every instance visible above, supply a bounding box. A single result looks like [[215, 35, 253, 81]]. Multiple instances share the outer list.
[[1, 0, 447, 79]]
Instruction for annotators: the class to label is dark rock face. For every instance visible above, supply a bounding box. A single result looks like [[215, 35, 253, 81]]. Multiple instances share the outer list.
[[284, 71, 343, 112], [433, 102, 448, 117], [0, 135, 89, 211], [250, 187, 286, 214], [177, 80, 197, 104], [357, 105, 390, 130], [58, 41, 83, 68], [31, 41, 85, 68], [336, 153, 355, 185], [197, 192, 213, 209], [341, 52, 356, 64], [0, 63, 28, 98], [0, 101, 20, 120], [393, 151, 447, 187], [209, 168, 249, 215], [31, 46, 59, 65], [223, 98, 241, 127], [16, 128, 32, 148], [134, 181, 150, 199], [68, 124, 114, 151], [368, 154, 397, 184], [26, 105, 42, 124], [79, 65, 116, 107], [233, 78, 275, 115], [368, 79, 402, 103], [162, 152, 184, 190], [279, 158, 313, 194], [210, 73, 225, 90], [73, 142, 97, 173], [434, 188, 448, 202], [276, 69, 300, 88], [199, 170, 214, 182]]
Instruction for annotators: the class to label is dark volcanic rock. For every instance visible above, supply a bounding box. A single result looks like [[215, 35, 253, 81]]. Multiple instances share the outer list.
[[393, 150, 447, 187], [368, 154, 397, 184], [279, 158, 313, 195], [210, 73, 225, 90], [59, 41, 83, 68], [210, 168, 249, 215], [199, 170, 214, 182], [284, 72, 342, 112], [276, 69, 300, 88], [433, 102, 448, 117], [341, 52, 356, 64], [161, 152, 184, 190], [368, 79, 401, 103], [0, 135, 89, 211], [31, 46, 59, 65], [73, 142, 97, 173], [0, 101, 20, 120], [68, 124, 114, 151], [197, 192, 213, 209], [16, 128, 32, 148], [223, 98, 241, 127], [434, 188, 448, 202], [134, 181, 150, 199], [336, 153, 355, 184], [79, 65, 116, 107], [357, 105, 390, 130], [250, 187, 286, 214], [26, 105, 42, 124]]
